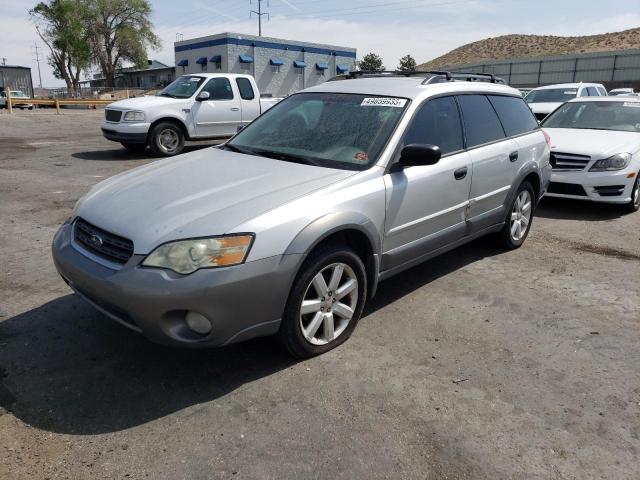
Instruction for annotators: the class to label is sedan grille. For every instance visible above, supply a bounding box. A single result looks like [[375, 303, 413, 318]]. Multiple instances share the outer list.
[[547, 182, 587, 196], [105, 109, 122, 122], [73, 218, 134, 265], [551, 152, 591, 171]]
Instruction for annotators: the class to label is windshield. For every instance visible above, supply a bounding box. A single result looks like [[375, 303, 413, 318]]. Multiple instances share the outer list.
[[158, 76, 205, 98], [525, 88, 577, 104], [10, 91, 26, 97], [226, 93, 409, 170], [541, 101, 640, 132]]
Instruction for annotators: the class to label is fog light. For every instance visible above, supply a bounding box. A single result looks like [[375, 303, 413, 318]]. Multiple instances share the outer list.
[[185, 311, 212, 335]]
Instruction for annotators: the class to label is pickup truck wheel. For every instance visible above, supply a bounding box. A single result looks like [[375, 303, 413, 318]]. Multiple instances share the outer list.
[[121, 142, 146, 153], [279, 244, 367, 358], [497, 181, 535, 250], [149, 122, 184, 157], [622, 174, 640, 213]]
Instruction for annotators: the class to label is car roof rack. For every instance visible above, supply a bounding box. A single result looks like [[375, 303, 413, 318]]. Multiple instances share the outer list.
[[329, 70, 505, 84]]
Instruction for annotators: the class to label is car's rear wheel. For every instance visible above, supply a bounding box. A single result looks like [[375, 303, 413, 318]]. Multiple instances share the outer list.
[[149, 121, 185, 157], [121, 142, 146, 153], [497, 181, 535, 249], [279, 244, 367, 358], [623, 174, 640, 213]]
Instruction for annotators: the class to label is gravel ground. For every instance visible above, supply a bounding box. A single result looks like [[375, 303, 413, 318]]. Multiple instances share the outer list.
[[1, 111, 639, 480]]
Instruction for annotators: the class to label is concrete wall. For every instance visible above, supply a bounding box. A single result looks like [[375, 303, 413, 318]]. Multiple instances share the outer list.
[[444, 49, 640, 90], [0, 67, 34, 97], [174, 32, 357, 97]]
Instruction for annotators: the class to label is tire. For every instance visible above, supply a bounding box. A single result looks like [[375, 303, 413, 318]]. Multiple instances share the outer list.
[[497, 181, 536, 250], [148, 121, 185, 157], [278, 244, 368, 358], [622, 174, 640, 213], [121, 142, 147, 153]]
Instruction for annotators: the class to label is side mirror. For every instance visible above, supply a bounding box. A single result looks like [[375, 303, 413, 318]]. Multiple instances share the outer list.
[[196, 91, 210, 101], [399, 144, 441, 167]]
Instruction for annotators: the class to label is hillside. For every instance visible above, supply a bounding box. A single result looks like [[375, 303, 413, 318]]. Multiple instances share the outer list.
[[418, 28, 640, 69]]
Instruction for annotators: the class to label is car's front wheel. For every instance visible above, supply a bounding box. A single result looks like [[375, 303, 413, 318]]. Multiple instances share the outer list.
[[623, 174, 640, 213], [149, 121, 185, 157], [279, 244, 367, 358], [497, 181, 535, 249]]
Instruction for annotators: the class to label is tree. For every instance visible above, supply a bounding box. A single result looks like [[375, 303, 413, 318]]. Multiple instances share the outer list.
[[358, 52, 384, 72], [30, 0, 91, 93], [397, 54, 417, 73], [85, 0, 160, 87]]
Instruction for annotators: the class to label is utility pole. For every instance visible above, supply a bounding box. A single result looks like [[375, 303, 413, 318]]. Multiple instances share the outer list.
[[33, 43, 43, 88], [250, 0, 269, 37]]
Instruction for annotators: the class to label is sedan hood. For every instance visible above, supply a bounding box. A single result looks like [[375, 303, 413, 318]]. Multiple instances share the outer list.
[[528, 102, 563, 114], [76, 149, 357, 253], [107, 95, 188, 110], [544, 128, 640, 158]]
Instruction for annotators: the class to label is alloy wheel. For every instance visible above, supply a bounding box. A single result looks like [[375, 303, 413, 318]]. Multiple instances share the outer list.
[[158, 128, 179, 153], [299, 263, 358, 346], [510, 190, 532, 242]]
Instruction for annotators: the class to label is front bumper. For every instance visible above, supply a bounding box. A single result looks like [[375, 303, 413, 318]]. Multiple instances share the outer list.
[[545, 169, 638, 204], [101, 120, 150, 144], [52, 220, 303, 347]]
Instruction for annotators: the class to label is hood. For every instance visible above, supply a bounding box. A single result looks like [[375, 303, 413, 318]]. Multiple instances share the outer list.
[[528, 102, 563, 114], [107, 95, 188, 110], [76, 148, 357, 253], [544, 128, 640, 158]]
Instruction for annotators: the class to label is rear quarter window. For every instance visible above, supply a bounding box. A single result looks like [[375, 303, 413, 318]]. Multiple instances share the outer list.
[[457, 94, 506, 148], [488, 95, 539, 137], [236, 77, 255, 100]]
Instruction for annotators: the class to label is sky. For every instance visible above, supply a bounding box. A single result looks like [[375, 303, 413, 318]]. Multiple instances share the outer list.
[[2, 0, 640, 87]]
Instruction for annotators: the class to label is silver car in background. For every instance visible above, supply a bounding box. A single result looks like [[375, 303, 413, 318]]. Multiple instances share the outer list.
[[53, 73, 551, 358]]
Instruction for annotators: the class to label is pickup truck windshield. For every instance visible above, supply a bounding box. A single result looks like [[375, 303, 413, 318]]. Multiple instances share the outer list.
[[525, 89, 577, 103], [542, 101, 640, 132], [158, 76, 205, 98], [227, 93, 408, 170]]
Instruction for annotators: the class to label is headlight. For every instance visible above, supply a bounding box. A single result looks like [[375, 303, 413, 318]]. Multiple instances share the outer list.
[[122, 110, 145, 122], [589, 153, 632, 172], [142, 235, 254, 274]]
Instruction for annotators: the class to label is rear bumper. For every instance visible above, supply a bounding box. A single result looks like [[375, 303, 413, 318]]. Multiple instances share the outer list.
[[101, 120, 149, 144], [52, 220, 303, 348], [545, 169, 637, 204]]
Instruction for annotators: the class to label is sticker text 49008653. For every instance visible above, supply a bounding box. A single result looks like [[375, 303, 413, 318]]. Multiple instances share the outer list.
[[361, 97, 408, 108]]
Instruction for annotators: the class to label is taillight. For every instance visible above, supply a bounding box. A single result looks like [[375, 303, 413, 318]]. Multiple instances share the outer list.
[[542, 129, 551, 146]]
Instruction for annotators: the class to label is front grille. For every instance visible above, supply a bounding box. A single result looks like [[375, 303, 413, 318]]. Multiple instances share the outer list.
[[73, 218, 134, 265], [548, 182, 588, 196], [551, 152, 591, 171], [594, 185, 625, 197], [105, 109, 122, 122]]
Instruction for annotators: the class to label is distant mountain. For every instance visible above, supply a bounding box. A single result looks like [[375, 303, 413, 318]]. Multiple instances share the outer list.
[[418, 28, 640, 69]]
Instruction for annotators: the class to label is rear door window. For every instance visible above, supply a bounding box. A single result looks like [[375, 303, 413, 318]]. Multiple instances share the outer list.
[[597, 86, 607, 96], [236, 77, 255, 100], [403, 96, 464, 155], [488, 95, 539, 137], [587, 87, 598, 96], [457, 95, 506, 148]]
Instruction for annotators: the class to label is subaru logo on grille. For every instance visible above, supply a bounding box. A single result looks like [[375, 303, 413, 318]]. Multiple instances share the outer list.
[[89, 234, 103, 249]]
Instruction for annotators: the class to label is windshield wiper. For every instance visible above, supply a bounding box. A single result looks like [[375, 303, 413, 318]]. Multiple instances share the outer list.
[[251, 149, 318, 166], [223, 144, 258, 156], [158, 92, 177, 98]]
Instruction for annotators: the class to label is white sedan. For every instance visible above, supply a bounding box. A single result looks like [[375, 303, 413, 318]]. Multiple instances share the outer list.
[[541, 97, 640, 212]]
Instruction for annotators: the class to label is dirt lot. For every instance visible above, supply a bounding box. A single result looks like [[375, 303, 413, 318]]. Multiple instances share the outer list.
[[1, 111, 639, 480]]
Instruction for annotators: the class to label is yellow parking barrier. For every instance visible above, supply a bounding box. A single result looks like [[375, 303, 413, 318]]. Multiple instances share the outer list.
[[4, 94, 113, 113]]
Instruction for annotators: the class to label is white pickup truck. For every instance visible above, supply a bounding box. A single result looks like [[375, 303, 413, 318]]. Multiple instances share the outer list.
[[101, 73, 282, 156]]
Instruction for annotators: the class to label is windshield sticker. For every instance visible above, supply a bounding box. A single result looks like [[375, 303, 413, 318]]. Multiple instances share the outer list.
[[361, 97, 407, 108], [623, 102, 640, 107], [354, 152, 369, 162], [189, 77, 201, 82]]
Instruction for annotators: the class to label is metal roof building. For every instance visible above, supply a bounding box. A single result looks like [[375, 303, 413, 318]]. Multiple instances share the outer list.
[[0, 65, 34, 98], [174, 32, 357, 97], [444, 49, 640, 90]]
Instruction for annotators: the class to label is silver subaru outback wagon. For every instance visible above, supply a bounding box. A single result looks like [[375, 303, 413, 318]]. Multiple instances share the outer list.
[[52, 72, 551, 358]]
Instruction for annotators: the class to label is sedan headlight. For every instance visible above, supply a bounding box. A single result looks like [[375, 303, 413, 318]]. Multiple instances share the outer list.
[[142, 235, 254, 274], [589, 153, 632, 172], [122, 110, 145, 122]]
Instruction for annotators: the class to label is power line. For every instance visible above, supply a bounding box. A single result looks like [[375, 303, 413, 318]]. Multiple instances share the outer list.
[[33, 42, 43, 88], [250, 0, 270, 36]]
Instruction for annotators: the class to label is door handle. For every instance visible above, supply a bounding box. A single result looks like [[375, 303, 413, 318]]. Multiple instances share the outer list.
[[454, 166, 468, 180], [509, 151, 519, 162], [230, 107, 240, 111]]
